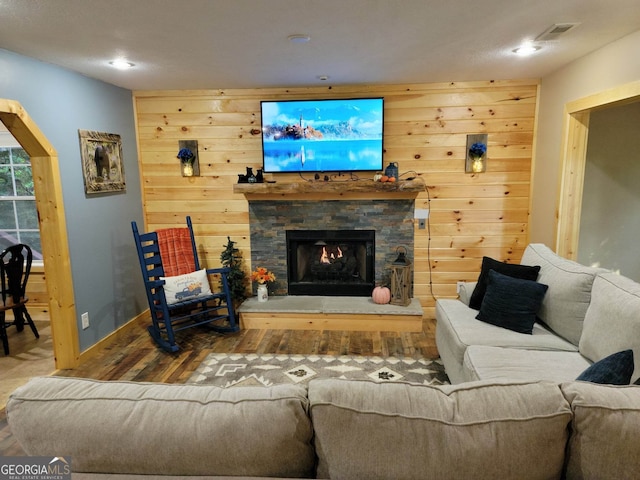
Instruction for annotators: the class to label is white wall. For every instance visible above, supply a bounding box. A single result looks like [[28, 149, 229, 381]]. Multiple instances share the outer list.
[[531, 29, 640, 247], [578, 102, 640, 280]]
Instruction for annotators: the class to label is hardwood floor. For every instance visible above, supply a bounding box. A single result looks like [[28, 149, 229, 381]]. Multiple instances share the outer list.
[[0, 317, 438, 455], [0, 310, 54, 408]]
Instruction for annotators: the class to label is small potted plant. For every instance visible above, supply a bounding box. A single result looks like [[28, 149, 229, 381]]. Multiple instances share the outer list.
[[250, 266, 276, 302], [220, 236, 249, 308], [177, 148, 196, 176]]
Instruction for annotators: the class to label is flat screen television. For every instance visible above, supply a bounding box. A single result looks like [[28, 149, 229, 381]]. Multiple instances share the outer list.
[[260, 97, 384, 173]]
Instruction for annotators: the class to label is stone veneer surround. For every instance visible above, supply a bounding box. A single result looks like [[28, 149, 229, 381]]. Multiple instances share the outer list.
[[248, 199, 415, 296]]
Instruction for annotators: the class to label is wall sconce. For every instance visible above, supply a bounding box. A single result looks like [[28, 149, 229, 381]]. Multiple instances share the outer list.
[[177, 140, 200, 177], [465, 134, 488, 173], [390, 246, 412, 306]]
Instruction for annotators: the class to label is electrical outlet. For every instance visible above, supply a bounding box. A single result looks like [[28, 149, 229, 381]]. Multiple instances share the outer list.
[[418, 219, 426, 229], [81, 312, 90, 330]]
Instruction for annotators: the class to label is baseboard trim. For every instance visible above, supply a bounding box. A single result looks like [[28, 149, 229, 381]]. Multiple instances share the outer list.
[[72, 310, 150, 366]]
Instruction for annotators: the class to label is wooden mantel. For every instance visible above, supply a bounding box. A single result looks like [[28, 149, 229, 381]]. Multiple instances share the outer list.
[[233, 178, 426, 200]]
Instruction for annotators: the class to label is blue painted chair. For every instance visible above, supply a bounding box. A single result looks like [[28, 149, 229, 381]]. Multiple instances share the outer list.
[[131, 216, 239, 352], [0, 243, 39, 355]]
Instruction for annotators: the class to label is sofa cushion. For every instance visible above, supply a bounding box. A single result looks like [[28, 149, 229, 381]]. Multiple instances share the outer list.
[[436, 298, 578, 384], [561, 382, 640, 479], [469, 256, 541, 310], [463, 345, 591, 383], [520, 244, 606, 346], [309, 378, 571, 480], [579, 272, 640, 381], [575, 349, 634, 385], [457, 281, 477, 306], [6, 377, 315, 477], [476, 270, 548, 334]]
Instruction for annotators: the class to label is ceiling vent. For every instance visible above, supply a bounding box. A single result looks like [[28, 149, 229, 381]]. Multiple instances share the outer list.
[[536, 23, 580, 42]]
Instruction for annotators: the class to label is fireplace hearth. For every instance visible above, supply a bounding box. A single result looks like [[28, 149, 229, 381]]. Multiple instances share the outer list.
[[287, 230, 375, 296]]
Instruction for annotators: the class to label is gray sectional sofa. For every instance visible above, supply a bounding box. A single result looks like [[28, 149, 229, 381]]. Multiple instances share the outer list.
[[6, 243, 640, 479], [7, 375, 640, 479], [436, 243, 640, 385]]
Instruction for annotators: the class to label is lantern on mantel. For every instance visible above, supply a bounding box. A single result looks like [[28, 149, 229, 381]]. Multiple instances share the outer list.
[[390, 246, 412, 306]]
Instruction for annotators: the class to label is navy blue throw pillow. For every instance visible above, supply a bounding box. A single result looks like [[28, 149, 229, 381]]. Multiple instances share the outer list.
[[576, 350, 635, 385], [469, 257, 541, 310], [475, 270, 548, 334]]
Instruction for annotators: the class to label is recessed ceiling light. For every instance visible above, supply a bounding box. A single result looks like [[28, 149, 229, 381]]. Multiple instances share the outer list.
[[287, 34, 311, 44], [109, 59, 135, 70], [512, 42, 541, 56]]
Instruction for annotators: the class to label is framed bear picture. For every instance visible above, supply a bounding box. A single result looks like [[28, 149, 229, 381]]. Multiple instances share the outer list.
[[78, 129, 126, 194]]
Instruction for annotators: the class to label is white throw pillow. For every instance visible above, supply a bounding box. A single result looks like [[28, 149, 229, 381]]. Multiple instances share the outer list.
[[160, 269, 212, 305]]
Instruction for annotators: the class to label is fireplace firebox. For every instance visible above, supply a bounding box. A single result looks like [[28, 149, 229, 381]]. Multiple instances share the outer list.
[[286, 230, 375, 296]]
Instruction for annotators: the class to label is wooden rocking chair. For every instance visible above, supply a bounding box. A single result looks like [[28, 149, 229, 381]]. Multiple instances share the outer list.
[[131, 216, 239, 352]]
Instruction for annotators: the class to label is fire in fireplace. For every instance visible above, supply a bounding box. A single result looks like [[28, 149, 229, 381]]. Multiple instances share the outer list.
[[286, 230, 375, 296]]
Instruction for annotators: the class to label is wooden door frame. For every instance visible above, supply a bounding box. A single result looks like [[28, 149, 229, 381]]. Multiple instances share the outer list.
[[0, 99, 79, 369], [555, 80, 640, 259]]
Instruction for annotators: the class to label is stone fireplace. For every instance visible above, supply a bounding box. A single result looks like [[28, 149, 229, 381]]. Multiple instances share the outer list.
[[248, 199, 415, 296]]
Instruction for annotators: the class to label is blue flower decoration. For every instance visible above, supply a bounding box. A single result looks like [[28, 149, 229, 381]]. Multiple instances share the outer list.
[[469, 142, 487, 158], [177, 148, 194, 161]]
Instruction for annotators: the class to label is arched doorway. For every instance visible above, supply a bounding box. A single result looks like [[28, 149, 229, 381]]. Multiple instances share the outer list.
[[0, 99, 79, 369]]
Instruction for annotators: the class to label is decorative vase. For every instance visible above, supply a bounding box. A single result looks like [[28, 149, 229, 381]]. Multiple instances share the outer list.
[[471, 157, 484, 173], [257, 284, 268, 302], [182, 163, 194, 177]]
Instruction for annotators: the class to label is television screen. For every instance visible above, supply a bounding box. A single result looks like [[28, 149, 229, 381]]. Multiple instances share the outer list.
[[261, 97, 384, 173]]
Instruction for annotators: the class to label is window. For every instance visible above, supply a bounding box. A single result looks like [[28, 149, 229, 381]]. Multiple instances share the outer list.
[[0, 146, 42, 260]]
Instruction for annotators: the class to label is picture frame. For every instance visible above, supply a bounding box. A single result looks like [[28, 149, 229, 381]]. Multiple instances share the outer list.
[[78, 129, 126, 194]]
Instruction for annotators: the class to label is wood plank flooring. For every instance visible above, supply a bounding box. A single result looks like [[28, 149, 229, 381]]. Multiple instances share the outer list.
[[0, 317, 438, 455]]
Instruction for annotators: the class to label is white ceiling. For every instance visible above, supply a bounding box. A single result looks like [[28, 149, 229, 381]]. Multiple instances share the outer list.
[[0, 0, 639, 91]]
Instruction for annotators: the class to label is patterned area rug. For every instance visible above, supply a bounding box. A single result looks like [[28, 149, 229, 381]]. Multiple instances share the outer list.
[[187, 354, 449, 388]]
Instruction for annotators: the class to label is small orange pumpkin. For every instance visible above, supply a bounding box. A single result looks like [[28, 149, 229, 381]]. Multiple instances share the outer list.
[[380, 175, 389, 182], [372, 285, 391, 304]]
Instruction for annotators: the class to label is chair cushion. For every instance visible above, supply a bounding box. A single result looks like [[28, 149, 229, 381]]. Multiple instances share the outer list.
[[475, 270, 548, 334], [575, 349, 635, 385], [160, 269, 213, 305], [6, 377, 315, 477], [309, 378, 571, 480], [469, 256, 541, 310]]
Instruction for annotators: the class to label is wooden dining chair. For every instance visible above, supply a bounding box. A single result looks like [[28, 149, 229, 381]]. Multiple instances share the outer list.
[[0, 243, 39, 355]]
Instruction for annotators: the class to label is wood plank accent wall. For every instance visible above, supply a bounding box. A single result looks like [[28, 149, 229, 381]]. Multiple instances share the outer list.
[[133, 80, 538, 319], [26, 266, 48, 306]]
